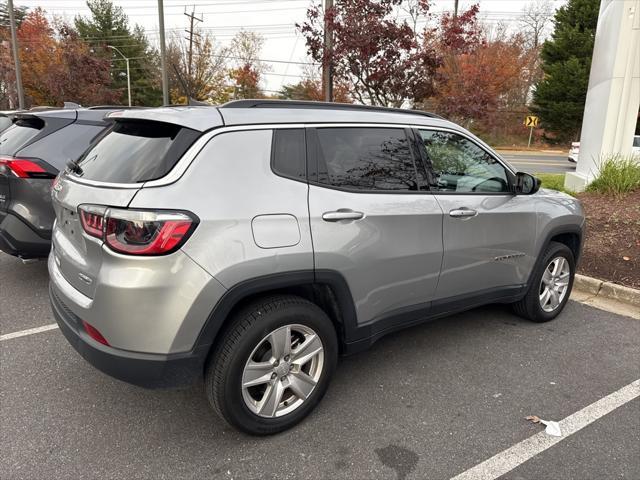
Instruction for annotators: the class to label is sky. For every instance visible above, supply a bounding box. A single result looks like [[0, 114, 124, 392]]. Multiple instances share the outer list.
[[14, 0, 567, 93]]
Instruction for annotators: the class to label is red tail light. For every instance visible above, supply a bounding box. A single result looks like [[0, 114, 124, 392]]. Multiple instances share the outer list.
[[78, 205, 197, 256], [0, 156, 55, 179], [79, 207, 105, 239], [82, 320, 110, 346]]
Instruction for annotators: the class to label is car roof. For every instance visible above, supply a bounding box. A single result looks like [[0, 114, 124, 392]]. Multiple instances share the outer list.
[[109, 101, 459, 132]]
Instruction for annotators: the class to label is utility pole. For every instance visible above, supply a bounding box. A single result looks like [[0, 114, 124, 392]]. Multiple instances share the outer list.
[[158, 0, 169, 105], [454, 0, 459, 19], [108, 46, 131, 107], [7, 0, 25, 109], [322, 0, 334, 102], [184, 7, 203, 87]]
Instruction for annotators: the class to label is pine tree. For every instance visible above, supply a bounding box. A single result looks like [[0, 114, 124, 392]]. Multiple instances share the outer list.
[[532, 0, 600, 143], [75, 0, 162, 106]]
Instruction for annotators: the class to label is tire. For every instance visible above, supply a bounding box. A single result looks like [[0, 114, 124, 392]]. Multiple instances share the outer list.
[[512, 241, 575, 322], [205, 294, 338, 435]]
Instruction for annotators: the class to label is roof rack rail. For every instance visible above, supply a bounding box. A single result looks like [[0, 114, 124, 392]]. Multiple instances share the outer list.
[[87, 105, 147, 110], [219, 99, 443, 119]]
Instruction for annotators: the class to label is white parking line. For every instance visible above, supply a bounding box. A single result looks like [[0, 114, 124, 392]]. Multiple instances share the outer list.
[[0, 324, 59, 341], [450, 379, 640, 480]]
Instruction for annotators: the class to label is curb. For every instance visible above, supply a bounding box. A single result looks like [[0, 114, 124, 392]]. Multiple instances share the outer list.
[[574, 274, 640, 308]]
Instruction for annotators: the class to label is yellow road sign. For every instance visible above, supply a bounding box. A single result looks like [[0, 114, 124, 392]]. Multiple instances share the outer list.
[[525, 115, 539, 127]]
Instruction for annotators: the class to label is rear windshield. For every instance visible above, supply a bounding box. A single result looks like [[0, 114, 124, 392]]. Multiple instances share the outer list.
[[75, 120, 200, 183], [0, 117, 44, 155]]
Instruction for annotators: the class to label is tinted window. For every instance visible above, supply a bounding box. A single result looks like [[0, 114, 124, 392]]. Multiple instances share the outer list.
[[75, 120, 200, 183], [316, 128, 418, 191], [0, 117, 44, 155], [272, 129, 306, 180], [633, 136, 640, 148], [16, 124, 105, 170], [0, 116, 12, 133], [419, 130, 510, 193]]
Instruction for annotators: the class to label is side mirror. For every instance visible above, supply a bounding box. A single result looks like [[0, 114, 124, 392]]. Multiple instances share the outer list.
[[514, 172, 540, 195]]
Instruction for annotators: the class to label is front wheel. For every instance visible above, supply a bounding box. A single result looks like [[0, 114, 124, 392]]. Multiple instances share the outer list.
[[205, 295, 338, 435], [512, 241, 575, 322]]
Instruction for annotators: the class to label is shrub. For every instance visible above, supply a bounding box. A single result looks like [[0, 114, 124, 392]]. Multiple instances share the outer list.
[[586, 155, 640, 195], [535, 173, 574, 195]]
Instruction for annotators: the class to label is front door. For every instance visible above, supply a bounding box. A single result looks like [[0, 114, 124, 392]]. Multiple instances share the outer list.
[[415, 128, 538, 300], [307, 126, 444, 327]]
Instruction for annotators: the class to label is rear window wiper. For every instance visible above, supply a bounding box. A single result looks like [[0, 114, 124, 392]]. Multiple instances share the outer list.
[[66, 159, 83, 176]]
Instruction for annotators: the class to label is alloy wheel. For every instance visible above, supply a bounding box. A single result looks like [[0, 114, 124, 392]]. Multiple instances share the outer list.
[[241, 324, 324, 418], [539, 256, 571, 312]]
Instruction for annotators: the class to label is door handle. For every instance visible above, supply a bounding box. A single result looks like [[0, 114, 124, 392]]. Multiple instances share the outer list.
[[322, 209, 364, 222], [449, 208, 478, 218]]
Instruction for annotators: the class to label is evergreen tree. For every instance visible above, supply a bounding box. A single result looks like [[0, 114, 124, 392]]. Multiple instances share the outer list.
[[0, 1, 27, 27], [75, 0, 162, 106], [532, 0, 600, 143]]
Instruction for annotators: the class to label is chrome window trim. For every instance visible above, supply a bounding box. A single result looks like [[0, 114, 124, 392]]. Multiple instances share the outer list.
[[64, 122, 512, 189]]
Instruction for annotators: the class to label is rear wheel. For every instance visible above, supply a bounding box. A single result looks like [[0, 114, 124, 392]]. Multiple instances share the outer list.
[[205, 295, 338, 435], [512, 241, 575, 322]]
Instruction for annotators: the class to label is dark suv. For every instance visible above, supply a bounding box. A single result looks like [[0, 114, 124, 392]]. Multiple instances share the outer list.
[[0, 107, 126, 259]]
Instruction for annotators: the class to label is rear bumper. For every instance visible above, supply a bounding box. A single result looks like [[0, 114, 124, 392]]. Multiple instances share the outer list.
[[49, 284, 208, 389], [0, 211, 51, 258]]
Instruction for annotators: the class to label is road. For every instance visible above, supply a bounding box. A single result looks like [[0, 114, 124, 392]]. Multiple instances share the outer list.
[[1, 252, 639, 480], [497, 151, 575, 174]]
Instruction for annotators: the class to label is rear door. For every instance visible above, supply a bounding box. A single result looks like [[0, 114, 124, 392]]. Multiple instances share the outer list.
[[51, 119, 200, 298], [415, 128, 537, 300], [307, 125, 443, 329]]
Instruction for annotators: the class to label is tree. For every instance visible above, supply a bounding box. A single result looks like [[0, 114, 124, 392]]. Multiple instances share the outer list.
[[14, 9, 117, 107], [228, 30, 266, 99], [298, 0, 440, 107], [279, 66, 350, 102], [517, 1, 554, 106], [0, 1, 28, 108], [167, 28, 229, 104], [532, 0, 600, 143], [75, 0, 162, 106], [520, 0, 554, 49], [279, 78, 351, 103], [431, 25, 528, 129], [0, 1, 27, 27]]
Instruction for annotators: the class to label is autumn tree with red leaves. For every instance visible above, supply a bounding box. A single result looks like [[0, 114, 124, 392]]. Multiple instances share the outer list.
[[10, 8, 117, 107], [428, 5, 529, 135], [298, 0, 440, 107]]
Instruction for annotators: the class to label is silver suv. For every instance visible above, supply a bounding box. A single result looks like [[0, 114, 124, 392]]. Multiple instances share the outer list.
[[48, 100, 584, 435]]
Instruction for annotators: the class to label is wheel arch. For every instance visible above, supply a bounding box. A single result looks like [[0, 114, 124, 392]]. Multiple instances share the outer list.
[[195, 270, 359, 371]]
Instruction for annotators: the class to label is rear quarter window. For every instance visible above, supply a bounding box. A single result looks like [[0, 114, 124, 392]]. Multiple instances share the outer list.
[[0, 117, 45, 155], [0, 116, 12, 133], [75, 120, 200, 183]]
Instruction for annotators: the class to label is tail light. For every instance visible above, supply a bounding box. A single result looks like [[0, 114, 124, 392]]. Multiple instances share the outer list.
[[78, 205, 197, 256], [0, 156, 56, 179]]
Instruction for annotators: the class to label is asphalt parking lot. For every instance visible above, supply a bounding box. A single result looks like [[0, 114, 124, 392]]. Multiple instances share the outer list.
[[1, 252, 639, 480]]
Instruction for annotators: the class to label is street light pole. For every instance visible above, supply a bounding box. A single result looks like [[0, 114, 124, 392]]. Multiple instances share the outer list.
[[108, 45, 131, 107], [7, 0, 25, 109]]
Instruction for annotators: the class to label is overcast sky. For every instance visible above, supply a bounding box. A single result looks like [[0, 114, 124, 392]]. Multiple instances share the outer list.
[[15, 0, 566, 92]]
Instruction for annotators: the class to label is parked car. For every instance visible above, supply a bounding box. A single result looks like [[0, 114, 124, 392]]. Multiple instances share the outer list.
[[633, 135, 640, 158], [568, 142, 579, 163], [0, 106, 129, 259], [48, 100, 585, 435]]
